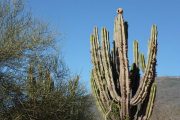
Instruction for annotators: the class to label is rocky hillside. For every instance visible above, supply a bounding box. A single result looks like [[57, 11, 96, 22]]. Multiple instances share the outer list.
[[151, 77, 180, 120]]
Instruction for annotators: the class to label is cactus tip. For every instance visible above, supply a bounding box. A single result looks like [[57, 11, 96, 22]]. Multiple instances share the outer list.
[[117, 8, 123, 14]]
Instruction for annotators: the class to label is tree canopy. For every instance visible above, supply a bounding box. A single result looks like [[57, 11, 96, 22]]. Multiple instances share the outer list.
[[0, 0, 96, 120]]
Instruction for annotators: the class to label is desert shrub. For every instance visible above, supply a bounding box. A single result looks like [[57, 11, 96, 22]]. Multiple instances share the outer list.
[[0, 0, 96, 120]]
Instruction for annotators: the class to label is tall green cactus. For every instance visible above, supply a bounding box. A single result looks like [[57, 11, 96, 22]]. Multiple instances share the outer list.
[[90, 8, 157, 120]]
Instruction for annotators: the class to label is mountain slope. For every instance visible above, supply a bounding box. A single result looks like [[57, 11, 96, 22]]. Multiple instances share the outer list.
[[151, 77, 180, 120]]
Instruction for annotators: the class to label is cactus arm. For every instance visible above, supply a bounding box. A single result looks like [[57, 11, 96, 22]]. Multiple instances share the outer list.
[[93, 27, 106, 78], [90, 35, 110, 104], [133, 40, 139, 66], [131, 40, 141, 96], [91, 74, 107, 114], [130, 25, 157, 105], [92, 28, 111, 99], [101, 28, 121, 102], [110, 41, 120, 85], [91, 72, 116, 120], [91, 27, 122, 120], [145, 82, 157, 119], [136, 82, 157, 120], [139, 53, 146, 73], [115, 9, 130, 119], [130, 41, 141, 118]]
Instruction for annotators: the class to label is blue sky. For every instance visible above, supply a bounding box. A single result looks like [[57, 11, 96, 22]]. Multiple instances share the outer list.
[[27, 0, 180, 89]]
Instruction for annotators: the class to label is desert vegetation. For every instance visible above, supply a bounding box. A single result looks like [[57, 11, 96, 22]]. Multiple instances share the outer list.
[[0, 0, 180, 120], [0, 0, 95, 120]]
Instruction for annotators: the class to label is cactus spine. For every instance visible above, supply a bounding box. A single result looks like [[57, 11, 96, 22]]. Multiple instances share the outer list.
[[90, 8, 157, 120]]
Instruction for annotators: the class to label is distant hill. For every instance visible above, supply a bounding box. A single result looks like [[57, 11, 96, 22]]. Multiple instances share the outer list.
[[151, 77, 180, 120], [91, 77, 180, 120]]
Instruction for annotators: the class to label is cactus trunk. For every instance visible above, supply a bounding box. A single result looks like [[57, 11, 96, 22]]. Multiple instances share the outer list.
[[90, 8, 158, 120]]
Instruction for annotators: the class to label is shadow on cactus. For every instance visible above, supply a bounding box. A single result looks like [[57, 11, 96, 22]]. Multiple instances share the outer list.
[[90, 8, 158, 120]]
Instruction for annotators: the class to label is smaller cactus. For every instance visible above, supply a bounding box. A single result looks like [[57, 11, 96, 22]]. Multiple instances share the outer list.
[[68, 76, 80, 97], [27, 63, 36, 99], [27, 63, 54, 99], [44, 69, 54, 92]]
